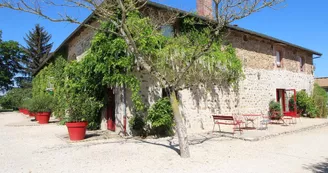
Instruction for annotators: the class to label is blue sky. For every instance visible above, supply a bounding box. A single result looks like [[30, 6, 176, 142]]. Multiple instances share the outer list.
[[1, 0, 327, 77]]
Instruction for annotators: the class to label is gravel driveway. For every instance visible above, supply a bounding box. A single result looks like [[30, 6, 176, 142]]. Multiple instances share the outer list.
[[1, 112, 327, 173]]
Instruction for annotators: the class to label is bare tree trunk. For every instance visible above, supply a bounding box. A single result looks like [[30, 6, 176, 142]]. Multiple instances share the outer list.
[[169, 91, 190, 158]]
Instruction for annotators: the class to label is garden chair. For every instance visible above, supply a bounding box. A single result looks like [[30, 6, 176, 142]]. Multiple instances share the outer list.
[[259, 114, 270, 130], [270, 111, 289, 126]]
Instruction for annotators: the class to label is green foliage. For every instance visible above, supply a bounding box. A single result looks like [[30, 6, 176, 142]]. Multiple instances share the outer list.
[[24, 24, 53, 72], [294, 90, 318, 118], [22, 98, 32, 111], [0, 31, 27, 91], [269, 100, 282, 119], [269, 100, 281, 112], [129, 113, 146, 136], [32, 25, 144, 129], [65, 93, 103, 129], [129, 14, 244, 90], [306, 99, 318, 118], [296, 90, 309, 113], [33, 57, 67, 118], [28, 94, 54, 113], [147, 98, 174, 137], [312, 83, 328, 118], [291, 87, 327, 118], [288, 96, 295, 111], [0, 88, 32, 109], [90, 21, 144, 111], [31, 12, 244, 135]]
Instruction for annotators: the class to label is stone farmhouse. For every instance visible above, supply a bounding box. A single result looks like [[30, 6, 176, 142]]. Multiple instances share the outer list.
[[36, 0, 322, 135]]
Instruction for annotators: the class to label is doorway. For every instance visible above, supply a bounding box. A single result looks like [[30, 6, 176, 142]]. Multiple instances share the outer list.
[[276, 88, 297, 113], [107, 88, 115, 131], [276, 89, 286, 112]]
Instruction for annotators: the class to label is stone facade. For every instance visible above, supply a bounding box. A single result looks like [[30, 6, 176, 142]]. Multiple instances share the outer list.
[[64, 14, 316, 135], [67, 22, 99, 61]]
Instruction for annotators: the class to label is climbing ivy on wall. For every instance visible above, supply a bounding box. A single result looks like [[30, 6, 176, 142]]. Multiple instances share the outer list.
[[32, 56, 68, 118], [32, 22, 146, 129], [32, 12, 244, 132]]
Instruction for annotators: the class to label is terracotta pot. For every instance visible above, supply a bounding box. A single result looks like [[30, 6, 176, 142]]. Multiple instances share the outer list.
[[66, 121, 88, 141], [36, 112, 51, 124]]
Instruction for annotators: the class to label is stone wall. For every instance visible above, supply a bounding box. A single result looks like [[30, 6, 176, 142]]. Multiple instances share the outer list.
[[64, 20, 315, 134], [118, 66, 313, 134], [178, 67, 314, 133], [227, 30, 314, 75], [67, 23, 98, 61]]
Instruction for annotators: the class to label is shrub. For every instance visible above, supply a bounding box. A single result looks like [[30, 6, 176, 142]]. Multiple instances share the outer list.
[[0, 88, 32, 109], [291, 87, 327, 118], [306, 99, 318, 118], [28, 94, 54, 113], [129, 112, 146, 136], [65, 93, 103, 130], [269, 100, 281, 112], [296, 90, 310, 113], [147, 98, 174, 137], [312, 83, 328, 118], [269, 100, 282, 119], [22, 99, 33, 110], [0, 95, 14, 109]]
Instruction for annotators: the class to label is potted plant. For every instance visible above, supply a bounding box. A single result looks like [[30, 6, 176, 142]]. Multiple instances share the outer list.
[[65, 93, 103, 141], [21, 99, 32, 115], [29, 94, 54, 124], [269, 100, 282, 120]]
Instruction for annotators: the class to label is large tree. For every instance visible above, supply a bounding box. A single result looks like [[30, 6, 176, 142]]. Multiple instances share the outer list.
[[0, 0, 284, 158], [0, 31, 27, 91], [24, 24, 53, 73]]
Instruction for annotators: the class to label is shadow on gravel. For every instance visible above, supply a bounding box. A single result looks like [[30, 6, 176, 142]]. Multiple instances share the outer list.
[[0, 109, 14, 112], [85, 133, 101, 139], [304, 158, 328, 173], [135, 134, 229, 155]]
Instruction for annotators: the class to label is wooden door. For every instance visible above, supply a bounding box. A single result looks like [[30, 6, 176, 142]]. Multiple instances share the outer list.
[[107, 88, 115, 131]]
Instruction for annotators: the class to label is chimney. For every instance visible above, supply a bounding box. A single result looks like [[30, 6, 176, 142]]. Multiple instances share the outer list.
[[197, 0, 213, 19]]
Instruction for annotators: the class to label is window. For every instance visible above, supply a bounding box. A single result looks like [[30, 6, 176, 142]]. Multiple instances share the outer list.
[[162, 88, 169, 98], [275, 51, 282, 67], [161, 25, 174, 37], [299, 56, 305, 72]]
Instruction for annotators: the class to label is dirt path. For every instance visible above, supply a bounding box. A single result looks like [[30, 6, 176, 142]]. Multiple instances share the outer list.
[[0, 112, 327, 173]]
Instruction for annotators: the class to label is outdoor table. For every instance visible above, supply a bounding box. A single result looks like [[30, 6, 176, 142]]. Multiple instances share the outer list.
[[242, 114, 261, 129]]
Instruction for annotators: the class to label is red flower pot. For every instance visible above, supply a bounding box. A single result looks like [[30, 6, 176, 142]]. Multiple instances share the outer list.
[[66, 122, 88, 141], [29, 112, 36, 117], [21, 109, 27, 115], [36, 112, 51, 124], [35, 114, 39, 122]]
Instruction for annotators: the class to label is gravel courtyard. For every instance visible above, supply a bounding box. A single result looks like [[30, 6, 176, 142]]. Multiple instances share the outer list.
[[1, 112, 328, 173]]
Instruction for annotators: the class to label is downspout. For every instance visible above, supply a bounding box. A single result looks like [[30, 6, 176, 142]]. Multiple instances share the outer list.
[[123, 85, 127, 135]]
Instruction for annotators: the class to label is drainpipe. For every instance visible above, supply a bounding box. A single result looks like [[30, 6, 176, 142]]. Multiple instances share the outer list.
[[123, 85, 127, 135]]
